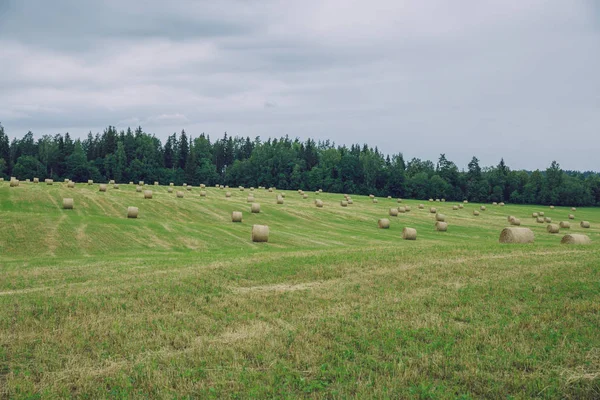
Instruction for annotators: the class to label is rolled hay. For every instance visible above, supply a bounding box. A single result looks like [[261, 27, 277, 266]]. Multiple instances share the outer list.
[[547, 224, 560, 234], [510, 218, 521, 226], [250, 187, 254, 191], [387, 195, 392, 199], [369, 194, 375, 199], [418, 204, 424, 209], [435, 221, 448, 232], [88, 180, 93, 185], [559, 221, 571, 229], [532, 212, 539, 218], [398, 206, 406, 213], [183, 183, 187, 187], [154, 181, 159, 186], [226, 191, 232, 198], [176, 191, 184, 198], [372, 199, 378, 204], [341, 200, 348, 207], [315, 199, 324, 208], [67, 181, 75, 188], [220, 185, 224, 189], [389, 208, 398, 216], [252, 224, 269, 242], [136, 186, 142, 192], [99, 184, 107, 192], [435, 213, 446, 222], [402, 227, 417, 240], [441, 199, 446, 202], [280, 193, 285, 198], [473, 210, 480, 216], [397, 198, 403, 203], [499, 227, 534, 243], [561, 234, 591, 245], [168, 187, 173, 193], [348, 199, 354, 204], [33, 177, 39, 183], [508, 215, 516, 223], [378, 218, 390, 229], [113, 184, 119, 189], [251, 203, 261, 213], [139, 181, 144, 186], [453, 205, 459, 210], [9, 179, 19, 187], [493, 202, 497, 205], [0, 178, 3, 181], [109, 180, 115, 184], [571, 207, 576, 211], [539, 212, 545, 216], [186, 185, 192, 191], [536, 217, 544, 223], [62, 198, 74, 209], [127, 206, 138, 219], [276, 196, 284, 204], [315, 191, 319, 195], [129, 182, 133, 185], [318, 189, 323, 193], [303, 194, 308, 199], [200, 184, 206, 189], [429, 207, 437, 214], [463, 200, 468, 204], [247, 196, 255, 203], [458, 204, 464, 209], [239, 187, 245, 191], [405, 206, 411, 212], [25, 178, 30, 183], [170, 182, 174, 186], [46, 179, 54, 185], [200, 191, 207, 197], [144, 190, 153, 199], [435, 199, 440, 202], [550, 205, 554, 209], [231, 211, 243, 223], [480, 205, 486, 211], [429, 199, 433, 202], [499, 202, 505, 206], [544, 217, 552, 223], [568, 214, 575, 220], [268, 188, 273, 192], [580, 221, 591, 228]]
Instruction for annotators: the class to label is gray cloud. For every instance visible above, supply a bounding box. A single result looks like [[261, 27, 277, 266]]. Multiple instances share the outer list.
[[1, 0, 599, 170]]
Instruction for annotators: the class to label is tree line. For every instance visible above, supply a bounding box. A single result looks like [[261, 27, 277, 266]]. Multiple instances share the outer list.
[[1, 124, 599, 206]]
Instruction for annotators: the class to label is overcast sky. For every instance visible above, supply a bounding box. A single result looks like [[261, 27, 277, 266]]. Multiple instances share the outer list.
[[1, 0, 599, 170]]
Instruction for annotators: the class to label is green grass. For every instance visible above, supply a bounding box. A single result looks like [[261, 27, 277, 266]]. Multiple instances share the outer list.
[[1, 182, 599, 399]]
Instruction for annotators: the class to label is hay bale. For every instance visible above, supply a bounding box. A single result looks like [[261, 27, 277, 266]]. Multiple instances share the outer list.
[[46, 179, 54, 185], [33, 177, 39, 183], [458, 204, 464, 209], [473, 210, 480, 216], [561, 234, 591, 245], [109, 180, 115, 184], [170, 183, 174, 186], [176, 191, 184, 198], [418, 204, 424, 209], [99, 184, 107, 192], [226, 192, 232, 198], [136, 186, 142, 192], [369, 194, 375, 199], [397, 198, 403, 203], [568, 214, 575, 220], [252, 225, 269, 242], [550, 205, 554, 209], [250, 187, 254, 191], [499, 202, 505, 206], [276, 195, 284, 204], [463, 200, 468, 204], [536, 217, 544, 223], [167, 187, 173, 193], [405, 206, 411, 212], [492, 202, 497, 205], [239, 187, 245, 191], [247, 196, 254, 203], [144, 190, 153, 199], [139, 181, 144, 186], [88, 180, 93, 185], [9, 179, 18, 187], [453, 205, 458, 210], [378, 218, 390, 229], [435, 221, 448, 231], [186, 185, 192, 191], [129, 182, 133, 185], [398, 206, 406, 213], [63, 198, 74, 209], [429, 199, 433, 202], [372, 199, 378, 204], [154, 181, 159, 186], [532, 212, 539, 218], [499, 227, 534, 243], [508, 215, 515, 222], [341, 200, 348, 207], [200, 184, 206, 188], [559, 221, 571, 229], [231, 211, 243, 222], [441, 199, 446, 202], [183, 183, 187, 187], [435, 199, 440, 202], [318, 189, 322, 193], [429, 207, 437, 214], [480, 205, 486, 211], [113, 184, 119, 189], [402, 227, 417, 240], [200, 191, 207, 197], [280, 193, 285, 198], [220, 185, 224, 189], [389, 208, 398, 216], [547, 224, 560, 234], [268, 188, 273, 192], [127, 206, 138, 218], [539, 212, 545, 216], [67, 181, 75, 188], [315, 199, 324, 208], [580, 221, 590, 228], [510, 218, 521, 226], [544, 217, 552, 223], [251, 203, 261, 213], [571, 207, 576, 211], [435, 213, 445, 222], [303, 194, 308, 199]]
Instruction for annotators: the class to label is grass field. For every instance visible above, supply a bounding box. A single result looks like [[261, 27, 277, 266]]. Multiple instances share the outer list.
[[1, 181, 599, 399]]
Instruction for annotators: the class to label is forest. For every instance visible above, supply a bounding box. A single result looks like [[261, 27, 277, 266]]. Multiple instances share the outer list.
[[1, 124, 599, 206]]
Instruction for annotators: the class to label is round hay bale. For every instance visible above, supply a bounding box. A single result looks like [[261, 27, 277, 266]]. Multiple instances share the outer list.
[[303, 194, 308, 199], [109, 180, 115, 184], [536, 217, 544, 223], [435, 213, 445, 222], [389, 208, 398, 216], [473, 210, 480, 216], [429, 207, 437, 214], [176, 191, 184, 198], [239, 187, 244, 191], [139, 181, 144, 186], [226, 192, 232, 198], [369, 194, 375, 199], [463, 200, 468, 204], [186, 185, 192, 191], [510, 218, 521, 226], [220, 185, 224, 189], [67, 181, 75, 188], [318, 189, 322, 193], [561, 234, 591, 245], [280, 193, 285, 198], [429, 198, 433, 202], [398, 206, 406, 213], [144, 190, 153, 199], [183, 183, 187, 187], [154, 181, 158, 186], [539, 212, 545, 216], [200, 184, 206, 188], [347, 199, 354, 205], [568, 214, 575, 220], [571, 207, 576, 211], [251, 203, 261, 213], [268, 188, 273, 192], [547, 224, 560, 234], [168, 187, 173, 193], [458, 204, 464, 209], [247, 196, 255, 203], [315, 199, 324, 208], [499, 202, 505, 206], [252, 225, 269, 242], [559, 221, 571, 229], [276, 196, 284, 204], [127, 206, 138, 219], [480, 206, 486, 211], [378, 218, 390, 229], [435, 221, 448, 231], [499, 227, 534, 243], [136, 186, 142, 192], [250, 187, 254, 191], [402, 227, 417, 240], [129, 181, 133, 185], [405, 206, 411, 212], [372, 199, 378, 204], [580, 221, 590, 228], [200, 191, 207, 197], [99, 184, 107, 192], [397, 198, 403, 203], [88, 180, 93, 185], [63, 198, 74, 209], [550, 205, 554, 209], [453, 205, 458, 210], [544, 217, 552, 223], [493, 202, 497, 205], [341, 200, 348, 207], [170, 183, 174, 186], [33, 177, 39, 183], [46, 179, 54, 185], [441, 199, 446, 202], [418, 204, 424, 209], [532, 212, 538, 218], [231, 211, 243, 223], [113, 184, 119, 189], [9, 179, 19, 187], [315, 191, 319, 195], [435, 199, 440, 202]]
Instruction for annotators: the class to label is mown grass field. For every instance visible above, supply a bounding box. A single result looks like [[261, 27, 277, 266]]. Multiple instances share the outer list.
[[1, 181, 599, 399]]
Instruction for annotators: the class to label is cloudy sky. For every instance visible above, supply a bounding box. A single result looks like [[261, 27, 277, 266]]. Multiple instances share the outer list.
[[1, 0, 599, 170]]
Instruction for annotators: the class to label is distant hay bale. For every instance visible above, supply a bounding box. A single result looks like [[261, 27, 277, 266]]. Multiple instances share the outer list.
[[568, 214, 575, 220], [441, 199, 446, 202], [397, 198, 402, 203], [252, 225, 269, 242], [251, 203, 261, 213], [341, 200, 348, 207], [435, 221, 448, 231], [435, 199, 440, 202], [463, 200, 468, 204], [369, 194, 375, 199], [303, 194, 308, 199], [387, 196, 392, 199], [539, 212, 545, 216], [67, 181, 75, 188], [429, 199, 433, 202], [319, 189, 323, 193], [561, 234, 591, 245], [109, 180, 115, 184], [226, 191, 231, 198], [239, 187, 244, 191], [231, 211, 243, 222], [280, 193, 285, 198], [247, 196, 255, 203], [508, 215, 515, 222], [559, 221, 571, 229], [268, 188, 273, 192], [113, 184, 119, 189], [250, 187, 254, 191], [62, 198, 74, 209], [547, 224, 560, 234], [493, 202, 497, 205], [139, 181, 144, 186], [378, 218, 390, 229], [453, 205, 458, 210], [372, 199, 378, 204], [46, 179, 54, 185], [276, 195, 284, 204], [402, 227, 417, 240], [183, 183, 187, 187], [144, 190, 153, 199], [389, 208, 398, 216], [186, 185, 192, 191], [129, 181, 133, 185], [536, 217, 544, 223], [99, 184, 107, 192], [429, 207, 437, 214], [458, 204, 464, 209], [510, 218, 521, 226], [88, 180, 93, 185], [176, 191, 184, 198], [170, 183, 174, 186], [571, 207, 576, 211], [550, 205, 554, 209], [398, 206, 406, 213], [544, 217, 552, 223], [480, 206, 486, 211], [473, 210, 480, 216], [499, 202, 505, 206], [499, 227, 534, 243], [580, 221, 590, 228], [405, 206, 411, 212], [315, 199, 324, 208], [315, 191, 319, 195], [154, 181, 158, 186], [136, 186, 142, 192], [168, 187, 173, 193], [200, 191, 207, 197], [435, 213, 445, 222], [127, 206, 138, 219], [418, 204, 424, 209], [532, 212, 538, 218], [200, 184, 206, 188], [220, 185, 224, 189], [9, 179, 19, 187], [33, 177, 39, 183]]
